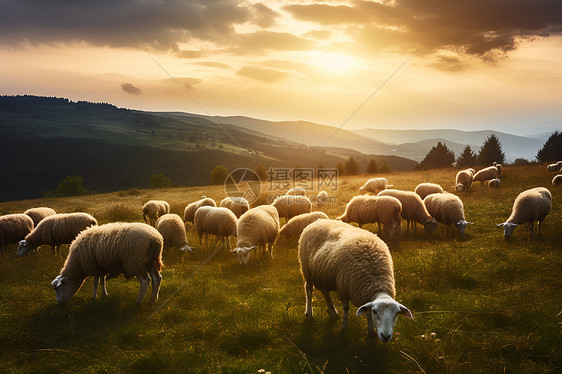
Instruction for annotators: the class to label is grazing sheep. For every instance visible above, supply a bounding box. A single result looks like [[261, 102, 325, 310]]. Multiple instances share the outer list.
[[286, 187, 306, 196], [155, 214, 192, 252], [51, 222, 164, 304], [17, 213, 98, 257], [298, 219, 413, 341], [488, 179, 501, 188], [495, 163, 502, 176], [271, 195, 312, 222], [547, 163, 559, 172], [231, 205, 279, 265], [24, 207, 56, 227], [277, 212, 329, 243], [558, 161, 562, 167], [423, 193, 472, 237], [194, 206, 237, 248], [0, 214, 34, 254], [337, 195, 402, 241], [377, 190, 438, 234], [467, 168, 475, 176], [473, 166, 499, 183], [316, 190, 329, 206], [359, 178, 389, 194], [184, 196, 216, 224], [219, 196, 250, 218], [553, 174, 562, 187], [454, 170, 473, 192], [142, 200, 170, 226], [497, 187, 552, 240], [414, 183, 444, 200]]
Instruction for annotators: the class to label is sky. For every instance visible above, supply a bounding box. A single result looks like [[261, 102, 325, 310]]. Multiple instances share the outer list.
[[1, 0, 562, 136]]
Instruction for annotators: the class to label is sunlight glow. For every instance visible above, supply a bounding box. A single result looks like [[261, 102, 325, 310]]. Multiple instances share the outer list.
[[307, 51, 358, 74]]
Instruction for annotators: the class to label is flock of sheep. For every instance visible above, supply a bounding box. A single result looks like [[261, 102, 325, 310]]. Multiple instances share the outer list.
[[0, 161, 558, 343]]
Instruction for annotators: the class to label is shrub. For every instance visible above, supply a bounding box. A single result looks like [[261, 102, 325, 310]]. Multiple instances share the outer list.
[[54, 175, 88, 197], [150, 174, 172, 189], [366, 158, 378, 174], [210, 165, 229, 185], [344, 157, 359, 176]]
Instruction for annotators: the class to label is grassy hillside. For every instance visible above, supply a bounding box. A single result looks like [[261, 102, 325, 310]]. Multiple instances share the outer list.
[[0, 165, 560, 373]]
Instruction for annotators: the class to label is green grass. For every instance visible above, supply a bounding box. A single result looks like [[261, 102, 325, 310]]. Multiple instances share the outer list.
[[1, 165, 561, 373]]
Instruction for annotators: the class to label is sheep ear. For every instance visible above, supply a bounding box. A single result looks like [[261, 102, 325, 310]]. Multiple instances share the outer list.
[[466, 222, 473, 225], [248, 246, 257, 251], [51, 276, 65, 288], [356, 301, 375, 316], [230, 249, 238, 253], [399, 304, 414, 319], [496, 223, 505, 227]]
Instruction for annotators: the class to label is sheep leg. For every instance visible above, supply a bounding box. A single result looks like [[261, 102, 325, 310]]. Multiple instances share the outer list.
[[149, 266, 162, 304], [538, 220, 543, 239], [92, 277, 99, 299], [135, 272, 151, 304], [377, 222, 382, 235], [341, 300, 349, 331], [528, 222, 534, 240], [100, 275, 108, 297], [304, 281, 313, 318], [269, 242, 274, 259], [321, 290, 338, 317]]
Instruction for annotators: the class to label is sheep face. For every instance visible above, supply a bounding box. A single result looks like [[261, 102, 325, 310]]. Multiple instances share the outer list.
[[455, 220, 472, 235], [179, 244, 193, 252], [16, 240, 34, 257], [455, 184, 464, 193], [424, 219, 439, 234], [51, 275, 83, 304], [356, 294, 413, 343], [497, 222, 517, 240], [230, 246, 256, 265]]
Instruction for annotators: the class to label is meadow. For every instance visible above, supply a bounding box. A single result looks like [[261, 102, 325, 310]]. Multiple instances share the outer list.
[[0, 165, 560, 373]]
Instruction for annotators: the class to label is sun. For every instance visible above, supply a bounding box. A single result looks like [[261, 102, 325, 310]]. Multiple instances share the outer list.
[[307, 51, 358, 74]]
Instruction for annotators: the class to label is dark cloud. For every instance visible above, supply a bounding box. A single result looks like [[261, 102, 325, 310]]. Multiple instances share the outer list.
[[121, 83, 141, 95], [250, 3, 279, 28], [236, 66, 288, 82]]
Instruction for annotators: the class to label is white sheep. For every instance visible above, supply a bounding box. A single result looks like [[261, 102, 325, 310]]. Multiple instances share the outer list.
[[277, 212, 329, 244], [286, 187, 306, 196], [495, 163, 502, 176], [377, 189, 438, 234], [184, 196, 216, 224], [17, 213, 98, 257], [557, 161, 562, 167], [0, 214, 34, 255], [358, 178, 389, 194], [298, 219, 413, 341], [473, 166, 499, 183], [547, 163, 559, 172], [488, 179, 501, 188], [24, 207, 56, 227], [414, 183, 444, 200], [316, 190, 329, 206], [337, 195, 402, 241], [155, 214, 192, 252], [194, 206, 237, 248], [454, 170, 473, 192], [467, 168, 475, 176], [142, 200, 170, 226], [271, 195, 312, 222], [553, 174, 562, 187], [51, 222, 164, 304], [423, 193, 472, 237], [219, 196, 250, 218], [231, 205, 279, 265], [497, 187, 552, 240]]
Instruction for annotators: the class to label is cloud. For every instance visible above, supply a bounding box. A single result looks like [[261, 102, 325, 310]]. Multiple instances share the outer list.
[[194, 62, 232, 69], [162, 77, 203, 89], [121, 83, 141, 95], [236, 66, 288, 82], [232, 31, 315, 54]]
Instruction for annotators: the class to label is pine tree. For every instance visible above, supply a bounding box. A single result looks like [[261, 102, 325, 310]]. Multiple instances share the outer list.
[[478, 134, 505, 165], [417, 142, 455, 170], [366, 158, 378, 174], [536, 131, 562, 162], [456, 146, 477, 167], [344, 157, 359, 175]]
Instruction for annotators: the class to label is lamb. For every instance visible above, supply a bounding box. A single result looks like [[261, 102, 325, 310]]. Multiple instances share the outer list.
[[183, 196, 217, 224], [547, 163, 559, 172], [488, 179, 501, 188], [271, 195, 312, 222], [316, 190, 328, 206], [337, 195, 402, 241], [231, 205, 279, 265], [219, 196, 250, 218], [553, 174, 562, 187], [17, 213, 98, 257], [454, 170, 473, 192], [155, 214, 192, 252], [286, 187, 306, 196], [0, 214, 34, 254], [497, 187, 551, 240], [473, 166, 499, 183], [24, 207, 56, 227], [51, 222, 164, 305], [277, 212, 329, 244], [358, 178, 389, 194], [142, 200, 170, 226], [298, 219, 413, 341], [377, 190, 438, 234], [414, 183, 444, 199], [194, 206, 237, 248], [423, 193, 472, 237]]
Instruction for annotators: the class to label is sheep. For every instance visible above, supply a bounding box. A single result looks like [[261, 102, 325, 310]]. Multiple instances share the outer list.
[[184, 196, 216, 224], [423, 193, 472, 237], [558, 161, 562, 167], [454, 170, 473, 192], [337, 195, 402, 241], [377, 189, 438, 234], [277, 212, 329, 244], [286, 187, 306, 196], [467, 168, 476, 176], [488, 179, 501, 188], [414, 183, 444, 200], [547, 163, 559, 172], [0, 214, 34, 255], [194, 206, 237, 248], [17, 213, 98, 257], [495, 163, 502, 176], [271, 195, 312, 222], [142, 200, 170, 226], [231, 205, 279, 265], [51, 222, 164, 305], [553, 174, 562, 187], [24, 207, 56, 227], [473, 166, 499, 183], [358, 178, 389, 194], [298, 219, 413, 341], [316, 190, 329, 206], [219, 196, 250, 218], [497, 187, 551, 240], [155, 214, 192, 252]]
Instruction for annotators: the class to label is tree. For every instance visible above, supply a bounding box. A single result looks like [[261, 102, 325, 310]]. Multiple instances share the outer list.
[[478, 134, 505, 165], [254, 164, 268, 181], [417, 142, 455, 170], [150, 174, 172, 189], [536, 131, 562, 162], [210, 165, 229, 185], [456, 146, 477, 168], [54, 175, 88, 197], [344, 157, 359, 175], [366, 158, 378, 174], [335, 162, 345, 176]]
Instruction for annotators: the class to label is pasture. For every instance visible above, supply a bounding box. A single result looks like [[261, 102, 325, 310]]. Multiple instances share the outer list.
[[0, 165, 560, 373]]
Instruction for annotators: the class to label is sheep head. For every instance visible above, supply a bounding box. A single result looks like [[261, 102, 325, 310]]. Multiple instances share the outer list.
[[455, 220, 472, 235], [230, 246, 257, 265], [356, 293, 413, 343], [424, 219, 439, 234], [51, 275, 84, 304], [16, 240, 35, 257], [497, 222, 517, 240]]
